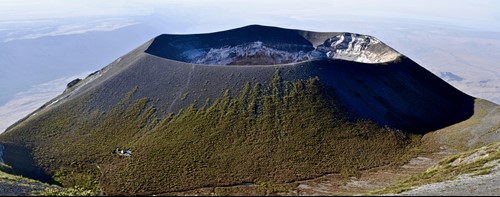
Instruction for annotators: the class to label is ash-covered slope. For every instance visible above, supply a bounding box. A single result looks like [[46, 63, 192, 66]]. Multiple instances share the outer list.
[[9, 25, 472, 133], [0, 25, 493, 195]]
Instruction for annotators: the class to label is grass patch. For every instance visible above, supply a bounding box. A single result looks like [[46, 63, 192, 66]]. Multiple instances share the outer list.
[[473, 167, 493, 176]]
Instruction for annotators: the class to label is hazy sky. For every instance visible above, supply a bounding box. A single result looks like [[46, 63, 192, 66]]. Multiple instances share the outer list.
[[1, 0, 499, 32]]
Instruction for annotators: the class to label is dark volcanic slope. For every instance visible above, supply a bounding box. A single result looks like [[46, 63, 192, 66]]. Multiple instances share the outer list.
[[7, 25, 473, 133]]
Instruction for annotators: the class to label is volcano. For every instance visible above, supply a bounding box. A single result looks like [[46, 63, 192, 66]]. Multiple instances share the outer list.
[[0, 25, 497, 195]]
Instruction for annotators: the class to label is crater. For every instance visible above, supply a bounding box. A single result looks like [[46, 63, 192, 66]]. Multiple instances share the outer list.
[[145, 25, 401, 65]]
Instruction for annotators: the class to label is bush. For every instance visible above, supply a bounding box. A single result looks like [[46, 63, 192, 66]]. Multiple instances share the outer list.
[[0, 162, 14, 174]]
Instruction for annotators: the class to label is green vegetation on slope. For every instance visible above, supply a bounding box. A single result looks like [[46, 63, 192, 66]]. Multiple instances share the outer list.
[[0, 70, 419, 195], [370, 142, 500, 194], [0, 163, 87, 196]]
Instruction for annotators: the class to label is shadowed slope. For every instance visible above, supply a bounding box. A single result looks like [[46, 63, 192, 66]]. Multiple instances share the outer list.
[[306, 58, 474, 133]]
